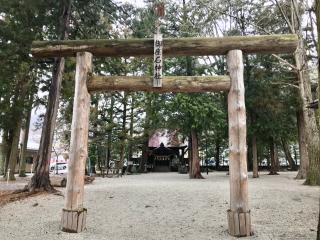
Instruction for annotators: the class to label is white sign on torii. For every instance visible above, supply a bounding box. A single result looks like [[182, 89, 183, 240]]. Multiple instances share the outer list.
[[153, 2, 165, 88]]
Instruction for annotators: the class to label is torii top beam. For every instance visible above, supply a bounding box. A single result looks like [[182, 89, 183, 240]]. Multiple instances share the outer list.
[[31, 34, 298, 58]]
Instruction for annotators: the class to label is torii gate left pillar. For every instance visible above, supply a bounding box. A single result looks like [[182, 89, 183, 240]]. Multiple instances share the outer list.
[[226, 50, 251, 237], [61, 52, 92, 233]]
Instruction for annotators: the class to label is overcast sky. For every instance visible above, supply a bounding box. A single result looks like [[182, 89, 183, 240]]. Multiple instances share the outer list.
[[118, 0, 146, 7]]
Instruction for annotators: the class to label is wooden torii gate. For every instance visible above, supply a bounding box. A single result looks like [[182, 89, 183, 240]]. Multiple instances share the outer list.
[[31, 34, 298, 237]]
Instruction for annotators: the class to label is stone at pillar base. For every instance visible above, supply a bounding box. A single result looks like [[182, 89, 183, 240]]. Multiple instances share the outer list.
[[227, 209, 252, 237], [61, 208, 87, 233]]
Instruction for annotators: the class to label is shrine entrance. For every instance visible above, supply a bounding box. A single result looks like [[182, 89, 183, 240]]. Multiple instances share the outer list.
[[148, 142, 187, 172], [31, 34, 298, 237]]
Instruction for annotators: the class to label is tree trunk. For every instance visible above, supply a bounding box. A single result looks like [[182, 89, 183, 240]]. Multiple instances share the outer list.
[[296, 110, 309, 179], [269, 140, 279, 175], [19, 95, 33, 177], [139, 94, 152, 173], [281, 138, 297, 171], [314, 2, 320, 237], [188, 133, 192, 177], [0, 133, 8, 175], [7, 121, 22, 180], [106, 93, 115, 175], [215, 140, 220, 170], [295, 37, 320, 185], [3, 130, 13, 178], [28, 0, 72, 192], [127, 94, 135, 173], [118, 93, 128, 176], [291, 0, 320, 185], [140, 139, 148, 173], [6, 74, 30, 181], [274, 144, 280, 172], [189, 130, 203, 179], [318, 198, 320, 240], [252, 133, 259, 178]]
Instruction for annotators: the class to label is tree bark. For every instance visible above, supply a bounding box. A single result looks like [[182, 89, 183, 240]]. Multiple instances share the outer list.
[[139, 94, 152, 173], [106, 94, 115, 175], [291, 0, 320, 185], [269, 140, 279, 175], [281, 138, 297, 171], [318, 199, 320, 240], [252, 133, 259, 178], [189, 129, 203, 179], [118, 93, 128, 176], [31, 34, 298, 58], [315, 1, 320, 237], [274, 144, 280, 172], [227, 50, 251, 237], [127, 94, 135, 173], [7, 120, 22, 180], [28, 0, 72, 192], [295, 37, 320, 185], [215, 140, 220, 170], [188, 133, 192, 178], [296, 110, 309, 179], [3, 130, 13, 178], [19, 95, 33, 177], [0, 133, 8, 175], [6, 74, 30, 180], [140, 139, 148, 173], [61, 51, 92, 233], [88, 75, 231, 93]]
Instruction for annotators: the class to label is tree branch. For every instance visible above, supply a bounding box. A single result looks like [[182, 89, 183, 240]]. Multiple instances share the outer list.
[[271, 54, 297, 71], [274, 0, 295, 34]]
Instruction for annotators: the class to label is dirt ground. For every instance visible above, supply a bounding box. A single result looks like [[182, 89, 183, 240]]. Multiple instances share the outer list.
[[0, 171, 319, 240]]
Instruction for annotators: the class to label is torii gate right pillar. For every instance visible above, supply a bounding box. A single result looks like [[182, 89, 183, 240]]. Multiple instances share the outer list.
[[227, 50, 252, 237]]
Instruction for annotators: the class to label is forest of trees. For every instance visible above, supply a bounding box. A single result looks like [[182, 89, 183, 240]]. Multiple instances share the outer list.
[[0, 0, 319, 186]]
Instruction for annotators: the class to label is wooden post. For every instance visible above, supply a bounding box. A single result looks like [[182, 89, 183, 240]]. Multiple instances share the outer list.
[[227, 50, 251, 237], [31, 34, 299, 58], [87, 75, 230, 93], [61, 52, 92, 233]]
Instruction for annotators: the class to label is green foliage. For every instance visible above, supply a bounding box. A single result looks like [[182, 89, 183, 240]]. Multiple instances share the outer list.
[[0, 0, 314, 169]]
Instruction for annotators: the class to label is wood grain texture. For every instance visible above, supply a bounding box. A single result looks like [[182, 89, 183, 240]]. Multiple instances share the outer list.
[[64, 52, 92, 211], [87, 75, 230, 93], [31, 34, 298, 58], [227, 50, 251, 237], [61, 208, 87, 233], [252, 134, 259, 178], [227, 210, 252, 237]]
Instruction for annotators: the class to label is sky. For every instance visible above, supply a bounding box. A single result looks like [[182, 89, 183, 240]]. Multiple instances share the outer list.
[[118, 0, 145, 7]]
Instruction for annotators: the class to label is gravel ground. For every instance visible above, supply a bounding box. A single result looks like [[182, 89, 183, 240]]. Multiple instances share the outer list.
[[0, 175, 31, 191], [0, 171, 319, 240]]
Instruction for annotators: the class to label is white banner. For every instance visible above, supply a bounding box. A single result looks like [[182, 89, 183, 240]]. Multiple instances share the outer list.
[[153, 33, 163, 87]]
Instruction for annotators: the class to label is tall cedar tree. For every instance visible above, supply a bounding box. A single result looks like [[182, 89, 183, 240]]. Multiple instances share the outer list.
[[314, 1, 320, 238], [28, 0, 72, 191]]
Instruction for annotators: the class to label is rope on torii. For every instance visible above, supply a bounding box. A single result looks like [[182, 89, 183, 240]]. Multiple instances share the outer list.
[[153, 1, 165, 87]]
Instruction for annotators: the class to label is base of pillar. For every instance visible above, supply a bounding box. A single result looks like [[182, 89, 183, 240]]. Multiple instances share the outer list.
[[227, 209, 252, 237], [61, 208, 87, 233]]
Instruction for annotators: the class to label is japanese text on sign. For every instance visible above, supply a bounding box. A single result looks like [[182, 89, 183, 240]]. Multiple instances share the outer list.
[[153, 33, 163, 87]]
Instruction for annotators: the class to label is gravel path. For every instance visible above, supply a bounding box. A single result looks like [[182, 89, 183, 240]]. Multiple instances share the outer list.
[[0, 172, 319, 240]]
